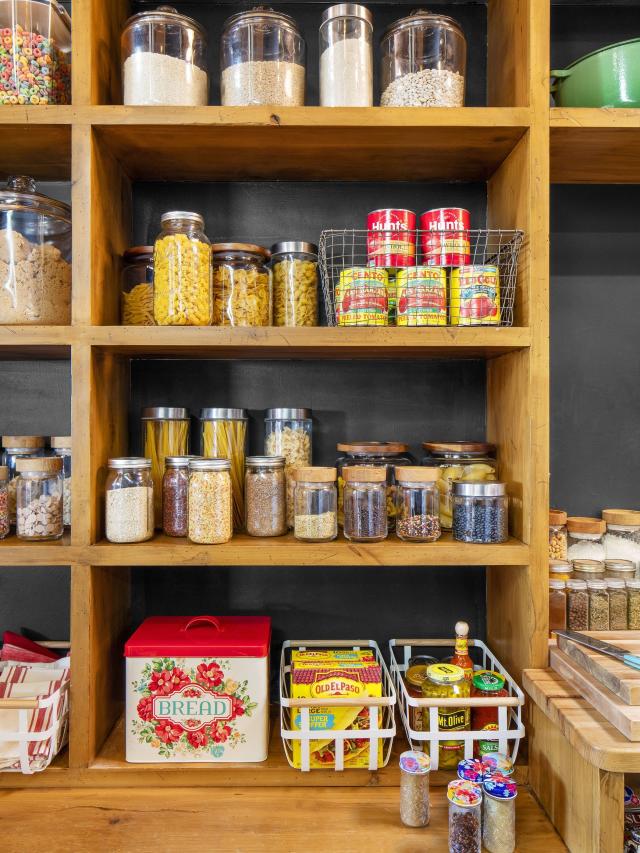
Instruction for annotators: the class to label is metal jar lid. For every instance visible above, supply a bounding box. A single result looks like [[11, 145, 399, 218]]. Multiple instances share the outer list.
[[604, 559, 636, 573], [271, 241, 318, 257], [160, 211, 204, 227], [452, 481, 506, 497], [265, 408, 311, 420], [165, 455, 201, 467], [246, 455, 286, 467], [108, 457, 152, 469], [123, 6, 206, 38], [141, 407, 190, 420], [199, 408, 248, 421], [571, 559, 604, 573], [0, 175, 71, 225], [321, 4, 372, 25], [188, 458, 231, 471]]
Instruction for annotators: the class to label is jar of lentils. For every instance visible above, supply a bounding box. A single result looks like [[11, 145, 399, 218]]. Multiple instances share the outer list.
[[0, 466, 8, 539], [603, 509, 640, 569], [293, 467, 337, 543], [264, 408, 312, 528], [395, 467, 441, 542], [342, 465, 388, 543], [549, 509, 568, 560], [627, 579, 640, 630], [106, 457, 154, 544], [452, 482, 508, 544], [245, 455, 287, 538], [15, 456, 64, 541], [567, 516, 605, 561], [566, 579, 589, 631], [588, 580, 610, 631], [163, 455, 199, 538], [187, 458, 232, 545]]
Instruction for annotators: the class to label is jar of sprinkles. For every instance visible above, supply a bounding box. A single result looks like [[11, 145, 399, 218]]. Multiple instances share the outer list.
[[447, 779, 482, 853], [452, 482, 508, 544], [482, 774, 517, 853], [399, 750, 431, 827]]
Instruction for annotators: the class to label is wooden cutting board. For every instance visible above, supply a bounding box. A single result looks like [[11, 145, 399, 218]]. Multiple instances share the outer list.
[[556, 631, 640, 704], [550, 647, 640, 740]]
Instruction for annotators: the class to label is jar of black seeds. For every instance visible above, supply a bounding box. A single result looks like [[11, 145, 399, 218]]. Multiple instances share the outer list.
[[342, 465, 388, 543], [452, 482, 508, 544]]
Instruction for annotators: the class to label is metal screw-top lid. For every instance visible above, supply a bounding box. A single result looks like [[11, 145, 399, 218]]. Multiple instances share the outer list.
[[321, 4, 373, 25], [604, 559, 636, 572], [108, 457, 152, 469], [452, 481, 507, 497], [265, 408, 311, 420], [246, 455, 286, 467], [141, 407, 190, 420], [199, 408, 248, 420], [271, 241, 318, 257], [160, 211, 204, 227], [165, 455, 201, 467], [188, 458, 231, 471]]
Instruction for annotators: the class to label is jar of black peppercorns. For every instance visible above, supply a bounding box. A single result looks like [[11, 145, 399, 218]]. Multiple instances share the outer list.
[[452, 481, 508, 544]]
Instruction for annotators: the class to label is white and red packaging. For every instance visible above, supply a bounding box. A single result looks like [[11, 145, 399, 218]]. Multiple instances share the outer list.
[[367, 208, 416, 268], [420, 207, 471, 267]]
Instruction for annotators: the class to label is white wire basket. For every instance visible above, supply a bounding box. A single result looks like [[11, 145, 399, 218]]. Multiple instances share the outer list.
[[319, 228, 524, 327], [280, 639, 396, 772], [389, 638, 524, 771]]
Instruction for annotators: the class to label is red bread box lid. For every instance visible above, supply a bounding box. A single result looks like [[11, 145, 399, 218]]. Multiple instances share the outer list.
[[125, 616, 271, 658]]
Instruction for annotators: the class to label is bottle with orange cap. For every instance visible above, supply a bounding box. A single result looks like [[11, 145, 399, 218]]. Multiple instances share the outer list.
[[451, 620, 474, 681]]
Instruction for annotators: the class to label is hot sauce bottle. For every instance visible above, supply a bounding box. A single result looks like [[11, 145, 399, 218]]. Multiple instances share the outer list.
[[451, 620, 474, 681]]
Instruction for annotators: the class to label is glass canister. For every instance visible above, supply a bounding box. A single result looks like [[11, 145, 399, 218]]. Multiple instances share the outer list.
[[121, 246, 154, 326], [422, 663, 470, 770], [153, 211, 211, 326], [447, 780, 482, 853], [200, 408, 248, 531], [50, 436, 71, 528], [588, 580, 610, 631], [221, 7, 305, 106], [627, 580, 640, 630], [15, 455, 63, 540], [422, 442, 497, 530], [0, 0, 71, 105], [141, 406, 190, 528], [549, 579, 567, 634], [567, 516, 606, 561], [395, 466, 441, 542], [187, 458, 233, 545], [405, 663, 429, 732], [549, 509, 568, 560], [607, 579, 628, 631], [271, 241, 318, 327], [292, 466, 337, 543], [212, 243, 272, 327], [0, 466, 8, 539], [0, 176, 71, 324], [162, 455, 199, 538], [603, 509, 640, 569], [245, 455, 286, 537], [482, 775, 517, 853], [380, 12, 466, 108], [605, 559, 636, 581], [572, 558, 605, 583], [550, 559, 572, 581], [320, 3, 373, 107], [121, 5, 208, 106], [105, 457, 154, 544], [2, 435, 45, 524], [264, 408, 312, 528], [342, 465, 388, 543], [567, 580, 589, 631], [399, 750, 431, 828], [452, 482, 508, 544]]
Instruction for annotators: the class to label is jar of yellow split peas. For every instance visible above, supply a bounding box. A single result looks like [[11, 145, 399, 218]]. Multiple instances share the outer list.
[[141, 407, 191, 528], [121, 246, 154, 325], [422, 442, 497, 530], [199, 408, 248, 532], [212, 243, 272, 326]]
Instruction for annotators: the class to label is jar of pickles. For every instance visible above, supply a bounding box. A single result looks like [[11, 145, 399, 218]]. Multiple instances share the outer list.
[[336, 442, 413, 529], [549, 509, 568, 560], [200, 408, 248, 531], [141, 407, 190, 528], [2, 435, 45, 524], [395, 467, 441, 542], [212, 243, 271, 327], [422, 663, 470, 770], [271, 242, 318, 327], [187, 458, 232, 545], [422, 442, 496, 530], [292, 467, 337, 543], [265, 408, 312, 528], [567, 516, 606, 561], [342, 466, 388, 543], [121, 246, 154, 325]]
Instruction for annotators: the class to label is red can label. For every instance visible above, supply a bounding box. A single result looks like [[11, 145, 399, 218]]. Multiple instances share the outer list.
[[420, 208, 471, 267], [367, 208, 416, 268]]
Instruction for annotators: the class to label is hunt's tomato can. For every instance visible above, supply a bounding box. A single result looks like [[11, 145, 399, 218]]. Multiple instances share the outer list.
[[335, 267, 389, 326], [450, 265, 500, 326], [367, 208, 416, 268], [396, 267, 447, 326], [420, 207, 470, 267]]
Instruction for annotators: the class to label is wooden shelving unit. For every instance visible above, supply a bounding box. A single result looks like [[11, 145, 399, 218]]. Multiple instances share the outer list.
[[551, 107, 640, 182]]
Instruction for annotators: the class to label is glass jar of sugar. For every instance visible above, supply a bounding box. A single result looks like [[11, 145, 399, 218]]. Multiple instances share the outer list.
[[603, 509, 640, 570], [567, 516, 605, 561]]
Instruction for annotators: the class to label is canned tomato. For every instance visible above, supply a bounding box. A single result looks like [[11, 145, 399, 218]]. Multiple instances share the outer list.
[[420, 208, 470, 267], [367, 208, 416, 268], [450, 265, 500, 326], [396, 267, 447, 326], [336, 268, 389, 326]]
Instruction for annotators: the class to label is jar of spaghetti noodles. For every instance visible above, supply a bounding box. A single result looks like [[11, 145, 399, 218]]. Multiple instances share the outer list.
[[141, 407, 190, 528], [199, 408, 248, 531]]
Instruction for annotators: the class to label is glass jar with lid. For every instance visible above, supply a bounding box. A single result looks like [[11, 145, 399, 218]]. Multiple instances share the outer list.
[[423, 663, 470, 770], [399, 750, 431, 828], [342, 465, 388, 543], [0, 176, 71, 324], [200, 408, 248, 531], [567, 516, 606, 561], [550, 559, 572, 581], [337, 441, 414, 529], [549, 579, 567, 634], [604, 559, 636, 581], [212, 243, 272, 327], [271, 242, 318, 327], [265, 408, 312, 528], [588, 580, 610, 631], [404, 663, 429, 732], [2, 435, 45, 524], [121, 5, 208, 105], [293, 466, 337, 543], [422, 442, 497, 530], [380, 12, 466, 107], [162, 455, 199, 538], [482, 775, 517, 853], [572, 559, 605, 582], [221, 7, 305, 106], [603, 509, 640, 569], [153, 211, 211, 327], [0, 466, 8, 539], [0, 0, 71, 105], [395, 467, 441, 542], [187, 458, 233, 545], [50, 436, 71, 528], [141, 407, 190, 528], [447, 780, 481, 853], [106, 457, 154, 544], [607, 579, 628, 631], [15, 456, 63, 541], [549, 509, 568, 560], [245, 455, 286, 538], [627, 579, 640, 630], [567, 580, 589, 631], [320, 4, 373, 107], [121, 246, 154, 326], [452, 482, 508, 544]]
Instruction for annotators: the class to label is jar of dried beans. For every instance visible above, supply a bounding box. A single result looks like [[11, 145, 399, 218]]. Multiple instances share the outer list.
[[50, 436, 71, 528], [162, 456, 199, 538], [567, 580, 589, 631], [245, 455, 287, 538], [264, 408, 312, 528], [447, 780, 482, 853], [548, 580, 567, 635], [588, 580, 610, 631], [603, 509, 640, 570], [482, 775, 517, 853], [452, 482, 508, 544], [271, 241, 318, 327], [0, 466, 9, 539], [549, 509, 568, 560], [607, 579, 628, 630], [399, 750, 431, 827], [627, 580, 640, 630], [212, 243, 272, 327], [292, 467, 337, 543], [567, 516, 605, 561], [187, 458, 232, 545], [395, 467, 441, 542], [2, 435, 45, 524], [15, 456, 63, 541], [106, 457, 154, 544], [342, 465, 388, 543], [422, 442, 497, 530]]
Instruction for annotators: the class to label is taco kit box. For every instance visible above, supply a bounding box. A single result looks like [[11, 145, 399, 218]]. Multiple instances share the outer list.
[[124, 615, 270, 763]]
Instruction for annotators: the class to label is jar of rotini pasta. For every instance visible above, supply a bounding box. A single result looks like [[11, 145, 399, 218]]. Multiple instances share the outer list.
[[212, 243, 272, 326], [199, 408, 248, 532], [141, 407, 191, 529], [154, 211, 212, 326], [271, 241, 318, 327], [122, 246, 154, 325]]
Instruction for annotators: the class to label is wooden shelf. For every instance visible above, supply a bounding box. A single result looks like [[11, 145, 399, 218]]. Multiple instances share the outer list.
[[551, 108, 640, 183], [0, 327, 72, 358], [0, 533, 73, 566], [0, 107, 72, 180]]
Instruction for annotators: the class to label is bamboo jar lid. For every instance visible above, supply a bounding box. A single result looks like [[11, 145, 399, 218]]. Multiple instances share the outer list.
[[2, 435, 45, 448], [602, 509, 640, 526], [15, 456, 63, 473], [50, 436, 72, 448], [342, 466, 387, 483], [567, 516, 606, 534], [395, 466, 440, 483], [293, 466, 336, 483], [549, 509, 567, 525]]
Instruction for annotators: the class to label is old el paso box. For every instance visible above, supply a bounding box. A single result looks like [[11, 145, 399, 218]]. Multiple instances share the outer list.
[[291, 649, 383, 769], [125, 615, 270, 763]]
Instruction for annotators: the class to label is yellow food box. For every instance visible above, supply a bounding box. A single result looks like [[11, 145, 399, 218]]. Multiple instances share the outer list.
[[291, 649, 383, 769]]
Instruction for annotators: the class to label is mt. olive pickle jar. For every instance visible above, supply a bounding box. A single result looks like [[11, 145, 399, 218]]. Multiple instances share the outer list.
[[122, 246, 154, 326], [422, 442, 496, 530], [15, 456, 63, 541], [422, 663, 470, 770], [549, 508, 568, 560], [447, 780, 482, 853], [187, 458, 232, 545], [588, 580, 610, 631], [567, 579, 589, 631], [0, 466, 8, 539], [265, 408, 312, 528], [163, 455, 199, 538], [567, 516, 605, 561], [337, 441, 413, 529], [2, 435, 45, 524], [141, 406, 190, 528], [342, 465, 388, 543], [212, 243, 272, 327], [399, 750, 431, 827], [245, 455, 286, 538], [395, 466, 441, 542], [293, 466, 337, 542], [607, 579, 628, 630], [452, 481, 508, 544], [271, 241, 318, 327], [106, 458, 154, 544]]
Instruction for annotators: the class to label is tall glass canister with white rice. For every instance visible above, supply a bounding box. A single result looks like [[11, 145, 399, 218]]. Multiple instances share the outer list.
[[320, 4, 373, 106]]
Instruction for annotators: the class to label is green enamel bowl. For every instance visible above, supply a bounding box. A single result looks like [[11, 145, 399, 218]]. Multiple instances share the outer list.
[[551, 38, 640, 107]]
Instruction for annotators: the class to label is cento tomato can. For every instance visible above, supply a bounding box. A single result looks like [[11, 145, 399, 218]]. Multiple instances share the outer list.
[[367, 208, 416, 268], [420, 208, 470, 267], [335, 267, 388, 326], [396, 267, 447, 326], [449, 265, 500, 326]]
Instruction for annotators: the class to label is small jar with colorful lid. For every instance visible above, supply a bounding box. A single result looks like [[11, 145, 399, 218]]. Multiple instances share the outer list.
[[399, 750, 431, 827], [549, 509, 568, 559], [549, 559, 572, 581], [482, 775, 517, 853], [567, 516, 605, 561], [447, 780, 482, 853], [471, 670, 508, 759]]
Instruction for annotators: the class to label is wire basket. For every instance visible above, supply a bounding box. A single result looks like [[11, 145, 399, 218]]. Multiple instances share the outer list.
[[319, 229, 524, 328]]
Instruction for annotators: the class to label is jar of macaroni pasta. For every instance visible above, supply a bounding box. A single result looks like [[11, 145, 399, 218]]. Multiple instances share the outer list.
[[15, 456, 63, 541], [422, 442, 497, 530], [212, 243, 272, 326], [342, 465, 388, 543], [141, 407, 190, 528], [187, 458, 232, 545], [2, 435, 45, 524], [106, 457, 154, 544], [271, 242, 318, 327], [265, 408, 312, 528], [121, 246, 154, 325], [200, 408, 248, 531], [293, 467, 337, 543], [395, 467, 441, 542], [50, 436, 71, 528]]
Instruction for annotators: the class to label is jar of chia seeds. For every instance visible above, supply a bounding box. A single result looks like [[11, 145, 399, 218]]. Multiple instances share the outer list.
[[452, 482, 508, 544]]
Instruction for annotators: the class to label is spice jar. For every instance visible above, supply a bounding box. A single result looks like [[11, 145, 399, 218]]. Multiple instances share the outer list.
[[271, 242, 318, 327], [588, 580, 610, 631], [604, 509, 640, 570], [422, 663, 470, 770], [187, 458, 232, 545], [221, 8, 305, 106], [452, 482, 508, 544], [422, 442, 497, 530], [245, 455, 287, 538], [162, 456, 199, 538], [395, 467, 441, 542], [292, 467, 337, 543], [447, 780, 482, 853], [0, 466, 8, 539], [121, 6, 208, 105], [549, 580, 567, 634], [320, 4, 373, 107], [381, 12, 466, 108], [567, 516, 606, 561], [200, 408, 248, 531], [337, 442, 413, 530], [399, 750, 431, 827], [627, 580, 640, 630], [15, 456, 63, 541], [549, 509, 568, 560], [106, 458, 154, 544], [550, 560, 572, 581], [572, 558, 605, 582], [264, 408, 312, 528], [121, 246, 154, 326], [405, 664, 429, 731], [50, 436, 71, 528], [342, 466, 388, 543], [608, 579, 628, 631], [141, 407, 190, 528], [0, 176, 71, 325], [605, 559, 636, 581], [153, 211, 212, 326], [471, 670, 508, 759], [2, 435, 45, 524], [482, 775, 517, 853], [212, 243, 272, 327], [567, 580, 589, 631]]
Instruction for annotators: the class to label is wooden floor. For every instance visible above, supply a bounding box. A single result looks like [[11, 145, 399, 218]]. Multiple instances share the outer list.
[[0, 786, 566, 853]]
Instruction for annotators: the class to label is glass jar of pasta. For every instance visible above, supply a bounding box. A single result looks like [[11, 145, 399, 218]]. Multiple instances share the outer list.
[[200, 408, 248, 531], [153, 211, 211, 326], [141, 407, 190, 528], [336, 442, 413, 529], [187, 458, 232, 545], [422, 442, 497, 530], [212, 243, 272, 326], [2, 435, 45, 525], [271, 241, 318, 327], [293, 466, 337, 542], [265, 408, 312, 528], [122, 246, 154, 325]]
